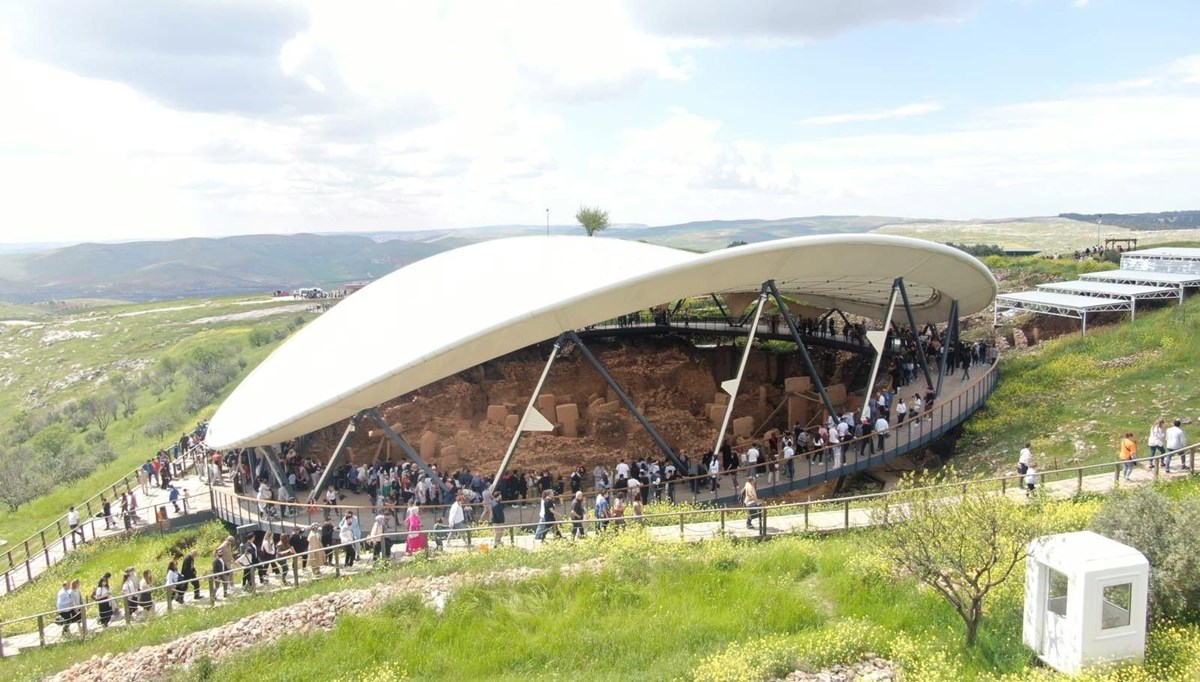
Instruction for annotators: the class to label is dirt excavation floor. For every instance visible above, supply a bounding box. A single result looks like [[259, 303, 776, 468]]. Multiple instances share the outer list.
[[303, 336, 875, 477]]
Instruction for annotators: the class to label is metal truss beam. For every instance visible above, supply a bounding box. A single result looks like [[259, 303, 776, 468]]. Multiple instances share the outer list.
[[936, 299, 958, 397], [766, 280, 839, 420], [307, 413, 361, 504], [489, 334, 566, 493], [566, 331, 685, 471], [368, 409, 448, 494], [895, 277, 935, 389], [713, 285, 768, 458], [256, 444, 296, 502]]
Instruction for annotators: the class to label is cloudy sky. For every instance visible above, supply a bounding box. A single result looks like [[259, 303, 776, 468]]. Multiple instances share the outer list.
[[1, 0, 1198, 243]]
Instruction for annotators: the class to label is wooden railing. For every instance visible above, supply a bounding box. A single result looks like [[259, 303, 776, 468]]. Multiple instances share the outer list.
[[0, 443, 208, 596], [3, 443, 1196, 656]]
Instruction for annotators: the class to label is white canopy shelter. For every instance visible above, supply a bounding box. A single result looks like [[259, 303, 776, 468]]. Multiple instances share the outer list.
[[1080, 269, 1200, 302], [1036, 280, 1177, 319], [206, 234, 997, 450], [994, 290, 1132, 334], [1122, 247, 1200, 275]]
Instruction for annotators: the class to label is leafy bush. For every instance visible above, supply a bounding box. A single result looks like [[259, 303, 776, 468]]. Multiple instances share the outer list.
[[1090, 486, 1200, 622], [247, 328, 273, 347]]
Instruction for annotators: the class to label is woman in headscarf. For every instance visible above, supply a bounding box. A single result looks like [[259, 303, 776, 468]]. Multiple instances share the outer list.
[[368, 514, 389, 560], [306, 524, 325, 575], [405, 503, 427, 555]]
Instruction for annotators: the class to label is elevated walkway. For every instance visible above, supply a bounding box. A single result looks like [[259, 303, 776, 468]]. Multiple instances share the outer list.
[[207, 359, 999, 534]]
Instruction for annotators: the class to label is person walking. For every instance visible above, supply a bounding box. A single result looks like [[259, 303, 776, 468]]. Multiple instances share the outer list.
[[166, 559, 183, 604], [67, 506, 85, 544], [741, 479, 763, 530], [1148, 419, 1167, 468], [307, 524, 325, 574], [338, 513, 357, 567], [55, 580, 82, 635], [534, 490, 562, 541], [101, 497, 114, 531], [121, 568, 140, 616], [404, 504, 427, 555], [483, 490, 505, 547], [1165, 419, 1187, 472], [1017, 443, 1033, 476], [569, 491, 586, 538], [1120, 432, 1138, 481], [92, 573, 116, 626]]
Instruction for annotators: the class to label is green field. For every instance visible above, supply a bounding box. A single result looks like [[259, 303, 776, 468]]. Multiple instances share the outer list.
[[0, 295, 317, 546]]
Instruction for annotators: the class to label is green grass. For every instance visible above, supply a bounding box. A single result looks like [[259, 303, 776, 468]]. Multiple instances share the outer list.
[[0, 554, 409, 681], [5, 478, 1198, 681], [0, 295, 316, 546], [958, 293, 1200, 476], [0, 522, 228, 632]]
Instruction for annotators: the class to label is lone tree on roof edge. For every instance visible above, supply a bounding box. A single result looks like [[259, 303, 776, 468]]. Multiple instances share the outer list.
[[576, 205, 609, 237]]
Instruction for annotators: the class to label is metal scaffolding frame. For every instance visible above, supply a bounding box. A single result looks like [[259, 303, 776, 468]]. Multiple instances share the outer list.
[[994, 291, 1131, 334]]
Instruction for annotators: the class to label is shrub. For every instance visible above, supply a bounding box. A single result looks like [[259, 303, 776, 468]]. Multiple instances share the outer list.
[[1090, 486, 1200, 622], [247, 328, 273, 347]]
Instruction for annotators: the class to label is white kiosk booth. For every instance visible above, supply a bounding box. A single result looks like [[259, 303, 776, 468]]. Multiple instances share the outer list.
[[1023, 531, 1150, 675]]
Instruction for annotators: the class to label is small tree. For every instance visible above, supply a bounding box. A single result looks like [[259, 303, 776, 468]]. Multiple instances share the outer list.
[[109, 372, 140, 417], [81, 392, 120, 432], [575, 205, 609, 237], [0, 448, 50, 511], [870, 470, 1040, 646]]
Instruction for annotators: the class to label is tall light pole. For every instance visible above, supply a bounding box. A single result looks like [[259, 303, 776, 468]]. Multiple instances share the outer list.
[[546, 208, 550, 236]]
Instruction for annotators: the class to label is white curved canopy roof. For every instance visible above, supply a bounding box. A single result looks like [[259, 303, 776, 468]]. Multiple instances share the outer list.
[[206, 234, 996, 449]]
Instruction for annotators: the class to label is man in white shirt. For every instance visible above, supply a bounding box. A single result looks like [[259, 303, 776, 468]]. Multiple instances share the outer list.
[[874, 416, 890, 453], [746, 446, 760, 477], [708, 457, 720, 492], [627, 473, 642, 502], [67, 506, 84, 543], [782, 441, 795, 480], [1165, 420, 1187, 472], [1017, 443, 1033, 475], [615, 461, 630, 480]]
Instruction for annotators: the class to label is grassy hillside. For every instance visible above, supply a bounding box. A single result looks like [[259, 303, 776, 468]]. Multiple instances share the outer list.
[[0, 295, 317, 544], [959, 290, 1200, 475]]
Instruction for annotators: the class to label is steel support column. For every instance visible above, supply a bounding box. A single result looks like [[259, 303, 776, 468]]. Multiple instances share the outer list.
[[894, 277, 936, 389], [256, 445, 297, 501], [863, 285, 899, 411], [489, 335, 566, 493], [307, 413, 361, 504], [710, 294, 734, 325], [566, 331, 685, 471], [713, 285, 769, 458], [765, 281, 839, 420], [936, 299, 958, 397], [368, 409, 448, 494]]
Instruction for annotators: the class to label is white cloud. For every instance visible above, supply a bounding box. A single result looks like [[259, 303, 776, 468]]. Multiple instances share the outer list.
[[597, 85, 1200, 223], [1072, 0, 1091, 7], [626, 0, 978, 41], [797, 102, 944, 126]]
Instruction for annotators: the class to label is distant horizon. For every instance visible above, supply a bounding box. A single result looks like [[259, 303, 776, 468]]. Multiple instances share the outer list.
[[3, 210, 1196, 248]]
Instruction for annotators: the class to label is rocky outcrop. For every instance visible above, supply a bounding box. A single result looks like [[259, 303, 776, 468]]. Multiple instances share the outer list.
[[773, 654, 897, 681]]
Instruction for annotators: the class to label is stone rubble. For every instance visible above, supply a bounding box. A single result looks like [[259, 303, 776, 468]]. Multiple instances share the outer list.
[[773, 654, 898, 682], [48, 561, 602, 682]]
